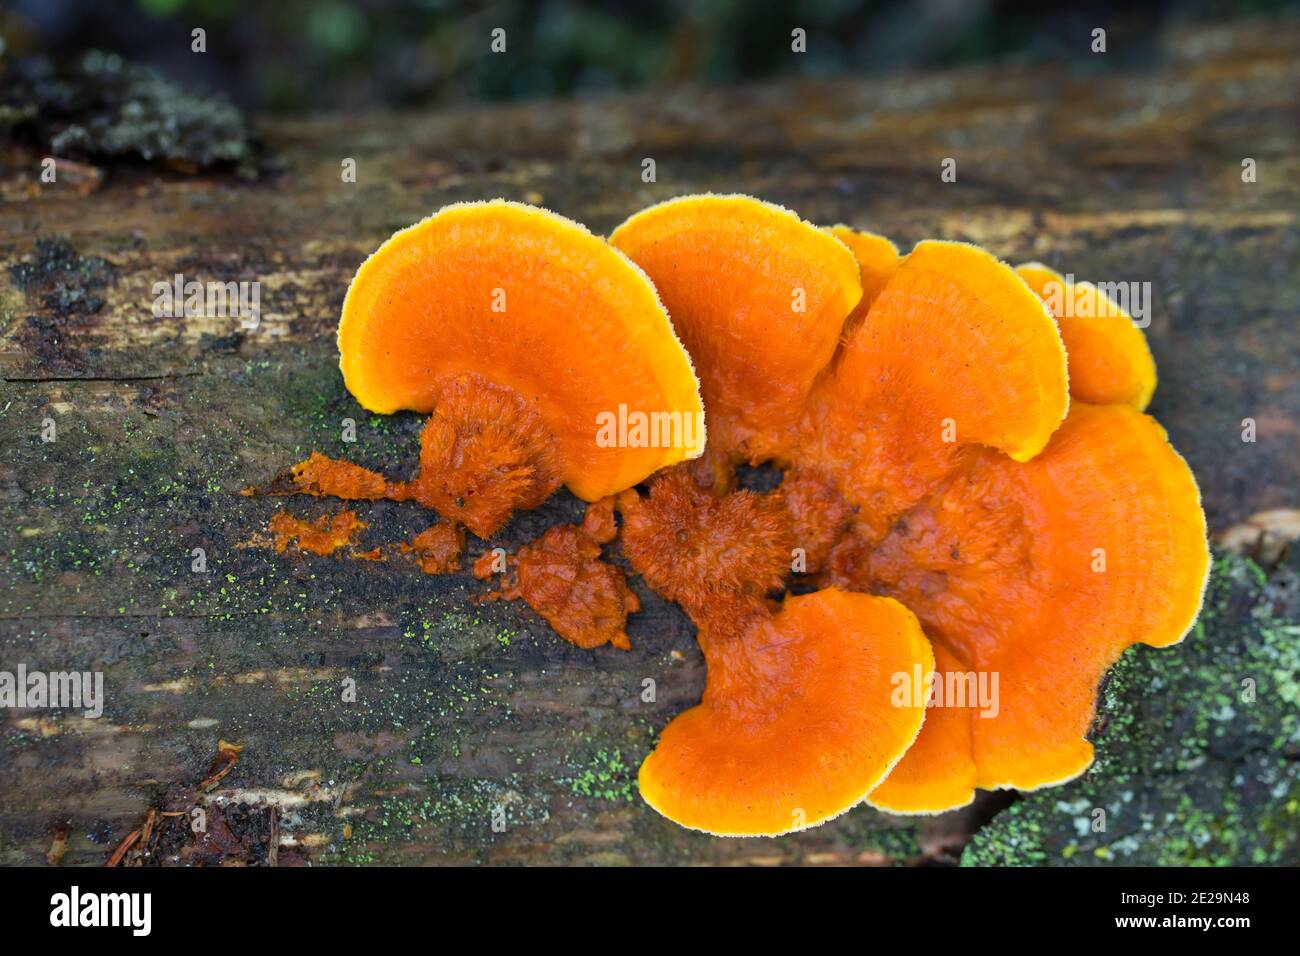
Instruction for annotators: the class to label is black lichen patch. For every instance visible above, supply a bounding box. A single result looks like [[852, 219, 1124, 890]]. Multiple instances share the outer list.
[[0, 51, 264, 179], [10, 237, 117, 315], [9, 237, 118, 373]]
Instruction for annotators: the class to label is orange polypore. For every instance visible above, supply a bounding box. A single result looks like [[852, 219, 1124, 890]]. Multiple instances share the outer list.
[[618, 470, 932, 835], [335, 199, 704, 536], [611, 195, 1208, 823], [825, 224, 899, 343], [252, 194, 1209, 832], [1017, 262, 1157, 409], [853, 402, 1207, 809], [640, 588, 931, 836], [809, 239, 1070, 545], [254, 200, 704, 648], [611, 195, 862, 485]]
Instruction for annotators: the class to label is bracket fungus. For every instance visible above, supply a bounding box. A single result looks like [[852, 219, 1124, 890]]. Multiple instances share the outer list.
[[611, 194, 1209, 828], [617, 469, 932, 835], [611, 195, 863, 487], [255, 200, 703, 650], [858, 402, 1208, 812], [825, 224, 900, 334], [1016, 261, 1157, 410], [254, 193, 1209, 836], [319, 199, 704, 537]]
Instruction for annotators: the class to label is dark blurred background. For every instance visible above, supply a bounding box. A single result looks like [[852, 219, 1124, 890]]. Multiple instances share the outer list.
[[1, 0, 1295, 113]]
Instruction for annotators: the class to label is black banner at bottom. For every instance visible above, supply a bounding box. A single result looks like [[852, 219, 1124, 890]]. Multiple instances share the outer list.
[[0, 864, 1282, 941]]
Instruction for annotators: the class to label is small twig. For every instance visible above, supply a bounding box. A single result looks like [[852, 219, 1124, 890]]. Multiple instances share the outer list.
[[199, 740, 244, 791], [104, 828, 141, 868]]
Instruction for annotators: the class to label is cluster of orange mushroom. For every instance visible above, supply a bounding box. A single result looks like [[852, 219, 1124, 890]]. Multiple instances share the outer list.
[[260, 196, 1209, 836]]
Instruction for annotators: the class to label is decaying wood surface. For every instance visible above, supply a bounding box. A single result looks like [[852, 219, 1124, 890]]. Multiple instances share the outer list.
[[1, 17, 1297, 866]]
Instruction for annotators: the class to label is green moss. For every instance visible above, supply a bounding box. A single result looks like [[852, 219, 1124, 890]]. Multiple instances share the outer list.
[[323, 776, 551, 865], [963, 552, 1300, 866], [564, 747, 635, 802]]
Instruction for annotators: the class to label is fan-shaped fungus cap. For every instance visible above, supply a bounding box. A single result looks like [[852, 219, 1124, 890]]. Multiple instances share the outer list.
[[337, 200, 705, 535], [825, 225, 899, 336], [832, 240, 1068, 464], [638, 588, 933, 836], [610, 195, 862, 473], [1017, 262, 1157, 409], [810, 240, 1203, 811], [807, 239, 1070, 541], [616, 472, 932, 835], [866, 645, 977, 813], [853, 402, 1208, 812]]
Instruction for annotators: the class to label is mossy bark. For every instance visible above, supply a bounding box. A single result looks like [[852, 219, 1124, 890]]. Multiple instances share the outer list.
[[964, 553, 1300, 866]]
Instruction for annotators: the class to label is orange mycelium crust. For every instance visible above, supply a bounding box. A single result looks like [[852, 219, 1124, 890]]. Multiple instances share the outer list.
[[611, 196, 1209, 823], [617, 469, 792, 607], [478, 501, 639, 651], [403, 522, 466, 575], [1017, 262, 1158, 410], [268, 509, 367, 556], [512, 524, 639, 651], [578, 495, 619, 545], [267, 382, 562, 543]]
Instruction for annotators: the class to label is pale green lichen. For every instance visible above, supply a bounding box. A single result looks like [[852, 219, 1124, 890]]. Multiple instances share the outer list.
[[1, 50, 264, 177]]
